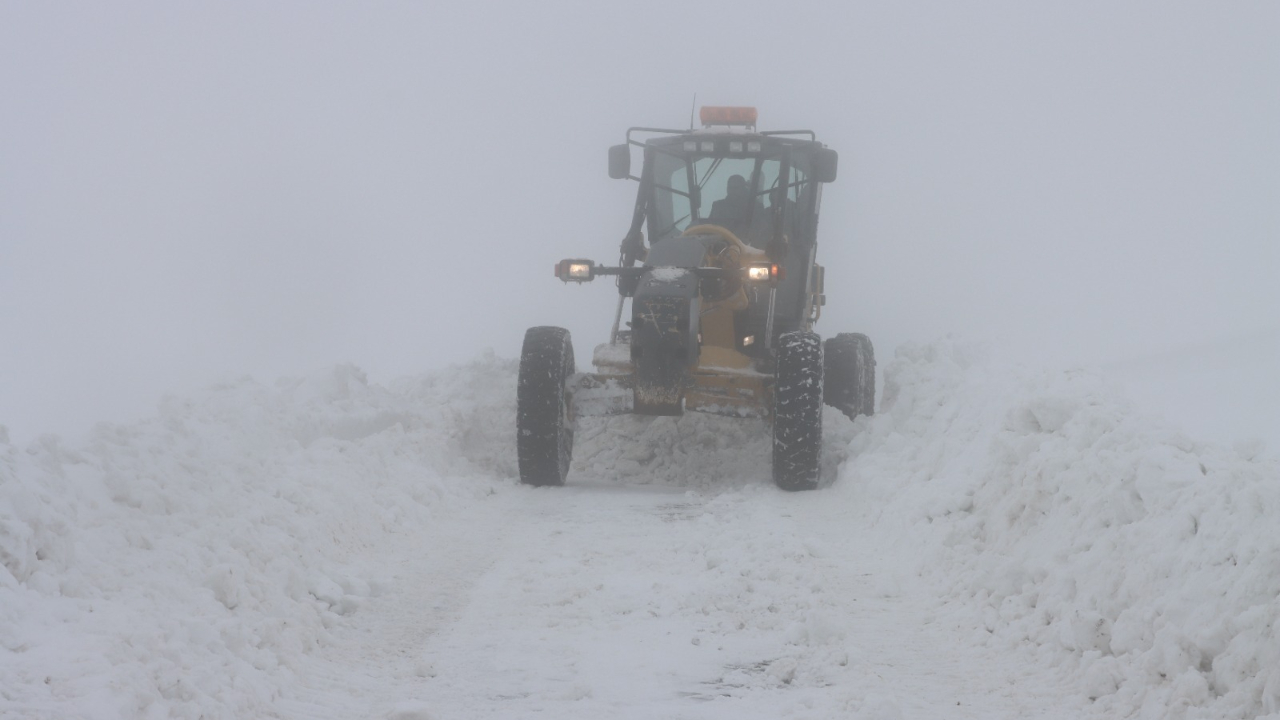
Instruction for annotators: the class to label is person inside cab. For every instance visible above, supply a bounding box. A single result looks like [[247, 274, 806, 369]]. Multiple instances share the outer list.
[[708, 174, 761, 241]]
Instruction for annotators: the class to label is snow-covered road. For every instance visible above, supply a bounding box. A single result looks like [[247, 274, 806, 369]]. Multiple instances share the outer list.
[[3, 342, 1278, 719], [281, 480, 1081, 719]]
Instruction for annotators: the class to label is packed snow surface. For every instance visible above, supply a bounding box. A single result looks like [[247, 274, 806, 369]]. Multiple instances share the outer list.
[[2, 341, 1277, 719]]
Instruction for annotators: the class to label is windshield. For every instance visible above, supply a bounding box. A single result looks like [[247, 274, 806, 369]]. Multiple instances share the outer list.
[[650, 150, 786, 248]]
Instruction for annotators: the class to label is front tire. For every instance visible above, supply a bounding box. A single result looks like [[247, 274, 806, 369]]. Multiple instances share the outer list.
[[517, 326, 575, 486], [824, 333, 875, 420], [772, 331, 823, 491]]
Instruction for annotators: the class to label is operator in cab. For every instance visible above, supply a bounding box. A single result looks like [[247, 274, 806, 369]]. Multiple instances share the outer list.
[[708, 174, 763, 242]]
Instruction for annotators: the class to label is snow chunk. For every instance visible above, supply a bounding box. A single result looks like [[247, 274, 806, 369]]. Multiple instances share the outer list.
[[647, 266, 689, 282]]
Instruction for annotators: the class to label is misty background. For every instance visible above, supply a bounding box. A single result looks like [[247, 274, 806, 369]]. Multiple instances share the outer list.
[[3, 2, 1277, 447]]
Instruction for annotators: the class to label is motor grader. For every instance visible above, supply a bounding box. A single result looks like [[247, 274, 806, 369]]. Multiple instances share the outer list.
[[517, 107, 874, 491]]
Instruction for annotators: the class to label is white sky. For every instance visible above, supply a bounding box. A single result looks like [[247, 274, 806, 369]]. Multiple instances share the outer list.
[[2, 2, 1277, 445]]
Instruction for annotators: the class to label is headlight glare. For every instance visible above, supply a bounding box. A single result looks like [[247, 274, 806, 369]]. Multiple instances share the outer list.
[[746, 264, 777, 282], [556, 259, 596, 282]]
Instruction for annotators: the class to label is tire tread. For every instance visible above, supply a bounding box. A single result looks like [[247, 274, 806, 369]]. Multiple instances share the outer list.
[[517, 326, 575, 486], [773, 331, 823, 491]]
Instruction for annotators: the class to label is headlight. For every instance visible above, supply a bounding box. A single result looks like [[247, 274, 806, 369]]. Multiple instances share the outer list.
[[556, 259, 596, 282], [745, 263, 779, 282]]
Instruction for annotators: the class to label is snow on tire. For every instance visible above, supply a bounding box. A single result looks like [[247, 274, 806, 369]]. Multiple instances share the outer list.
[[772, 331, 823, 491], [517, 326, 575, 486], [824, 332, 876, 420]]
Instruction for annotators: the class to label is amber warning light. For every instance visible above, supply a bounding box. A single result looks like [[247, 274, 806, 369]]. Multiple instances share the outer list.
[[700, 106, 758, 127]]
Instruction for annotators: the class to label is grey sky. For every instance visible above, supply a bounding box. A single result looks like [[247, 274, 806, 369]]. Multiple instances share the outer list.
[[2, 2, 1277, 444]]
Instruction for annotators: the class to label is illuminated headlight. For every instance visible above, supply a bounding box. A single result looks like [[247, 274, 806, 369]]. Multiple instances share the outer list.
[[747, 141, 762, 152], [746, 264, 774, 282], [729, 141, 743, 153], [700, 141, 715, 152], [743, 335, 755, 347], [556, 259, 595, 282], [684, 140, 697, 151]]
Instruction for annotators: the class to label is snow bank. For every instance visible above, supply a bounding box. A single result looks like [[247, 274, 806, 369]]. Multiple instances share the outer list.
[[0, 355, 517, 719], [838, 340, 1280, 718], [3, 338, 1277, 718]]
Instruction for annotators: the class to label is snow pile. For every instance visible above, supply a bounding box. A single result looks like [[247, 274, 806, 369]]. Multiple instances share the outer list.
[[575, 414, 767, 488], [837, 340, 1280, 718], [4, 338, 1278, 718], [572, 402, 856, 490], [0, 355, 517, 719]]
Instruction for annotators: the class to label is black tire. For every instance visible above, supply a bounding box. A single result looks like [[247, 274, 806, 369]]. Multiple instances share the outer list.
[[517, 326, 575, 486], [772, 331, 823, 491], [824, 333, 876, 420]]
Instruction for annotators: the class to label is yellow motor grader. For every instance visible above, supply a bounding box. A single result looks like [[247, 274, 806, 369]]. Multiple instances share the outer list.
[[518, 107, 874, 491]]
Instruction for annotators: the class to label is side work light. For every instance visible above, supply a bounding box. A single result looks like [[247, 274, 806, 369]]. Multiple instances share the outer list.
[[556, 259, 596, 283]]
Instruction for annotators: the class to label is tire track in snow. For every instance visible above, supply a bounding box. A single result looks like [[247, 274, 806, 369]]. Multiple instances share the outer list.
[[274, 492, 527, 719], [309, 480, 1086, 719]]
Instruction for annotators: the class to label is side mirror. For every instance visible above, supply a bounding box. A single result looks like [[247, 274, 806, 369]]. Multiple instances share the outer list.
[[813, 148, 838, 183], [608, 144, 631, 179]]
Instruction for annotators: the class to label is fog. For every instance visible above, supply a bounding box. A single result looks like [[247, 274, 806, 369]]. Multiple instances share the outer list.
[[3, 2, 1277, 446]]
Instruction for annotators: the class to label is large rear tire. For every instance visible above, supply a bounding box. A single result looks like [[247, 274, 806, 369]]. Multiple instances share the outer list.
[[517, 326, 575, 486], [772, 331, 823, 491], [824, 333, 876, 420]]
